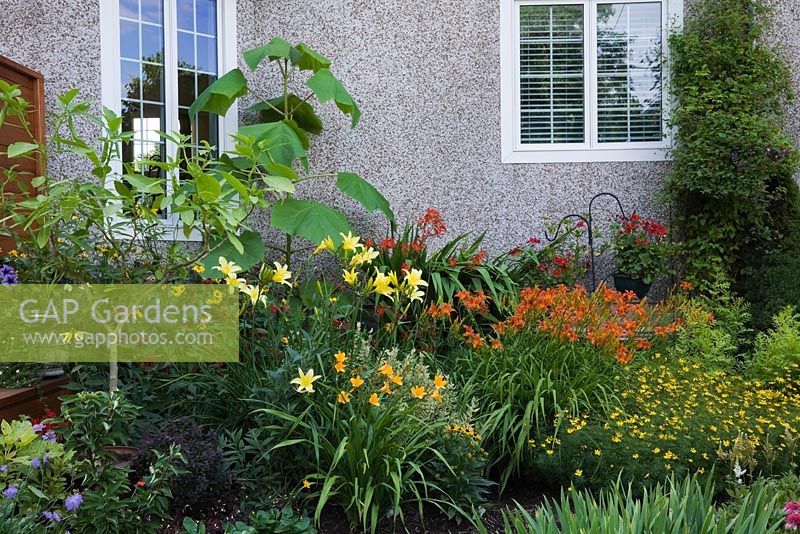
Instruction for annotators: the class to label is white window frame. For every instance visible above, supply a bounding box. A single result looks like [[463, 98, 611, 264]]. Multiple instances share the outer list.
[[99, 0, 239, 240], [500, 0, 683, 163]]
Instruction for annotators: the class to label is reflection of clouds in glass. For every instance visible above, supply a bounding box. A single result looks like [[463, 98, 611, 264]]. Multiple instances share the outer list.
[[196, 0, 216, 35], [177, 0, 194, 31]]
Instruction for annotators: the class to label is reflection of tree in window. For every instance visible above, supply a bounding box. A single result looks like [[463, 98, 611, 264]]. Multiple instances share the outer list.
[[596, 3, 663, 143]]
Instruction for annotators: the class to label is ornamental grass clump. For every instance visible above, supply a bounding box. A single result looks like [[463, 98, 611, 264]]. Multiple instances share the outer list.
[[541, 354, 800, 491], [256, 341, 488, 533]]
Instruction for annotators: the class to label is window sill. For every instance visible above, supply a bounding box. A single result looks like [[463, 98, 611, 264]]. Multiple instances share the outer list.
[[501, 147, 671, 164]]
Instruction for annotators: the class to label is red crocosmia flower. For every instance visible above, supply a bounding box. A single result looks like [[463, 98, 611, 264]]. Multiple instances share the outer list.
[[364, 238, 375, 248], [136, 480, 145, 487], [375, 306, 386, 317], [552, 268, 562, 278], [270, 305, 279, 315], [379, 238, 396, 251], [471, 249, 488, 266], [509, 246, 523, 257], [447, 257, 457, 267], [576, 220, 587, 229], [410, 239, 424, 253], [527, 237, 542, 245], [401, 263, 411, 273]]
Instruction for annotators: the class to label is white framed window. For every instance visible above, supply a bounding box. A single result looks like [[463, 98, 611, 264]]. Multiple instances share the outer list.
[[99, 0, 238, 239], [500, 0, 682, 163]]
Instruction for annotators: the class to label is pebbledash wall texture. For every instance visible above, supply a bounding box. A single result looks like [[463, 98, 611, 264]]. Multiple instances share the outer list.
[[1, 0, 800, 255]]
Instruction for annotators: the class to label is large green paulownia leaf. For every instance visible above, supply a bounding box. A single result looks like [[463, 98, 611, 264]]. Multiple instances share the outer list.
[[249, 94, 324, 136], [293, 43, 331, 72], [305, 69, 361, 127], [189, 68, 248, 118], [270, 199, 350, 245], [199, 230, 266, 278], [238, 120, 308, 170], [243, 37, 293, 71], [336, 172, 395, 224]]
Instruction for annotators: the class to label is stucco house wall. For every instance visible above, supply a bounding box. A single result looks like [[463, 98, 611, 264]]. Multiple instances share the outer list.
[[1, 0, 798, 256]]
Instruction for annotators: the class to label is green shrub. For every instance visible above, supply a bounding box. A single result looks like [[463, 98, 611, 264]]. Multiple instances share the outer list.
[[737, 217, 800, 333], [664, 0, 800, 284], [748, 306, 800, 382], [500, 475, 784, 533]]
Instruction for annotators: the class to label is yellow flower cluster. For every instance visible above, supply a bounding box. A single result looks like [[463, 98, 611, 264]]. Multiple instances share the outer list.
[[445, 423, 482, 443], [552, 354, 800, 479], [212, 257, 292, 307], [315, 234, 428, 303]]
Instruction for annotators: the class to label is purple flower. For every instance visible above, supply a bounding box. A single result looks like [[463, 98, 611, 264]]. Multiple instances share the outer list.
[[42, 510, 61, 523], [2, 484, 18, 499], [0, 465, 7, 472], [31, 457, 40, 469], [32, 423, 45, 433], [0, 264, 18, 285], [64, 493, 83, 511], [43, 431, 57, 443]]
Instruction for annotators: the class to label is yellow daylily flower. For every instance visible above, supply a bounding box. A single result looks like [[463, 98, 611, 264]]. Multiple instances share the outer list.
[[350, 376, 364, 389], [314, 236, 335, 255], [369, 393, 380, 407], [343, 268, 359, 286], [239, 284, 264, 306], [378, 363, 394, 377], [214, 257, 241, 278], [290, 368, 321, 394], [350, 247, 379, 266], [403, 268, 428, 288], [271, 262, 292, 286], [226, 275, 245, 287], [337, 391, 351, 404], [371, 270, 394, 299], [430, 389, 443, 403], [339, 231, 363, 252], [433, 374, 447, 389]]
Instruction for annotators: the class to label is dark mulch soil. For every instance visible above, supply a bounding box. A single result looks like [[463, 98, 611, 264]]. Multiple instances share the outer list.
[[316, 481, 557, 534]]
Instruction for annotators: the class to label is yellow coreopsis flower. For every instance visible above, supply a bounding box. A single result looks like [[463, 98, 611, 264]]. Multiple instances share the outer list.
[[314, 236, 335, 255], [290, 368, 321, 394], [337, 391, 351, 404], [411, 386, 425, 399], [575, 469, 583, 477], [339, 231, 363, 252], [192, 264, 206, 274], [342, 268, 359, 286], [214, 256, 241, 278], [271, 262, 292, 286]]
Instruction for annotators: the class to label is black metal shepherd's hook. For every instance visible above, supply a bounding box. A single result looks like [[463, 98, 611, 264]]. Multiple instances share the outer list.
[[544, 192, 627, 292]]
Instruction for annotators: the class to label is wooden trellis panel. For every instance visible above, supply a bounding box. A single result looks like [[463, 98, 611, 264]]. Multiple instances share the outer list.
[[0, 55, 45, 253]]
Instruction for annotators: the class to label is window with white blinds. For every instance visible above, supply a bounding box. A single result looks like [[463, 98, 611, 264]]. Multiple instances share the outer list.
[[503, 0, 680, 162], [519, 5, 585, 144]]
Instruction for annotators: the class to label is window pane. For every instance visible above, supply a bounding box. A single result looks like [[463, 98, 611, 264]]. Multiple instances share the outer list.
[[177, 0, 194, 31], [142, 64, 164, 102], [121, 60, 141, 100], [597, 2, 663, 143], [519, 4, 585, 144], [120, 20, 140, 59], [196, 0, 216, 34], [196, 35, 217, 72], [140, 0, 163, 24], [178, 69, 196, 107], [178, 31, 195, 68], [120, 0, 139, 19], [141, 23, 164, 63]]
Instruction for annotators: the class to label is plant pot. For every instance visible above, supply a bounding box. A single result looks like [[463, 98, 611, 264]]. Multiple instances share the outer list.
[[104, 445, 139, 469], [612, 272, 652, 299]]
